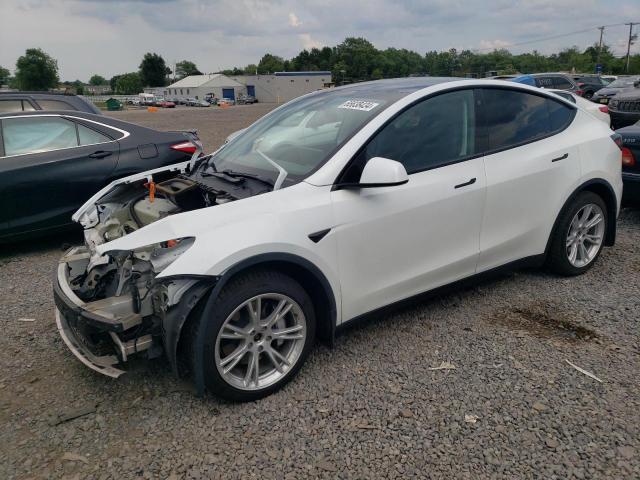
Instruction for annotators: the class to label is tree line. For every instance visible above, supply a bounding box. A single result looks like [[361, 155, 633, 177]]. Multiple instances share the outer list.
[[2, 39, 639, 94]]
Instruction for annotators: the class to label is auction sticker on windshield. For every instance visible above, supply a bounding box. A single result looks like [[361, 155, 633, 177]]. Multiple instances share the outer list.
[[338, 100, 380, 111]]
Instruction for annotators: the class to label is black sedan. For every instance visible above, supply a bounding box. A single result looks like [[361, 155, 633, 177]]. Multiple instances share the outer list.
[[0, 110, 202, 241], [617, 123, 640, 205], [591, 75, 640, 105]]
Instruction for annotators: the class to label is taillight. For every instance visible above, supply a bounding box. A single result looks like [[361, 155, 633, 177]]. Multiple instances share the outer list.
[[622, 147, 635, 167], [578, 82, 585, 87], [611, 133, 623, 149], [171, 141, 197, 154], [575, 89, 584, 96], [599, 105, 609, 113]]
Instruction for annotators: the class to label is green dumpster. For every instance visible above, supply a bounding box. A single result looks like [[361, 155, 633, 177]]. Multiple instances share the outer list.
[[105, 98, 123, 111]]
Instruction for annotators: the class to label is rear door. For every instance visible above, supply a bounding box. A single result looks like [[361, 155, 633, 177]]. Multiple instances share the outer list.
[[0, 115, 119, 237], [476, 88, 580, 271]]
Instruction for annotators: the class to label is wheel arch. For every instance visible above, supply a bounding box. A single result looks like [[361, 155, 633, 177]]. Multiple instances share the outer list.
[[545, 178, 618, 257], [175, 253, 338, 395]]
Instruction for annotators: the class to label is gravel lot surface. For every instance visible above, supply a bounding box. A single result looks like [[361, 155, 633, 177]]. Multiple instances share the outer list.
[[0, 105, 638, 479]]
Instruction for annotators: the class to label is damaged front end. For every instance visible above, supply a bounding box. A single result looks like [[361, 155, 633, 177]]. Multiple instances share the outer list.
[[53, 154, 272, 377]]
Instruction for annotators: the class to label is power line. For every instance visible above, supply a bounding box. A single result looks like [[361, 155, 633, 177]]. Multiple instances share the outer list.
[[473, 22, 639, 52]]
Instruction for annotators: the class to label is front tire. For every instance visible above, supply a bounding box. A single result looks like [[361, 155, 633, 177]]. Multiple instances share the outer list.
[[547, 191, 607, 276], [197, 270, 316, 402]]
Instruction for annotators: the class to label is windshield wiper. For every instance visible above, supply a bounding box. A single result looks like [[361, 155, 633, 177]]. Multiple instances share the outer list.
[[202, 167, 274, 188], [255, 150, 288, 190]]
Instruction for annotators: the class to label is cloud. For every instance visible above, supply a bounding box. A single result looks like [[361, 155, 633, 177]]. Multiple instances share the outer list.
[[1, 0, 639, 80], [288, 12, 302, 28], [479, 39, 512, 50]]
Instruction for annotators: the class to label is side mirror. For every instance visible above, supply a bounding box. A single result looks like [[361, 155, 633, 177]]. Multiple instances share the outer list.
[[339, 157, 409, 189]]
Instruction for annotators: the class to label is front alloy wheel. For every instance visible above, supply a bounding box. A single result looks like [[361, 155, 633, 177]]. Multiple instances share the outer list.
[[215, 293, 307, 391], [197, 270, 316, 401]]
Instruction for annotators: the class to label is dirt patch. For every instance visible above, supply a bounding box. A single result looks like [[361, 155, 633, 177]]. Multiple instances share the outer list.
[[492, 302, 599, 342]]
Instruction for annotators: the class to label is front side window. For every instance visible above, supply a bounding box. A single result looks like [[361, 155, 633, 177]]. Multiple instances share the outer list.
[[2, 117, 78, 156], [37, 99, 77, 111], [352, 89, 477, 176]]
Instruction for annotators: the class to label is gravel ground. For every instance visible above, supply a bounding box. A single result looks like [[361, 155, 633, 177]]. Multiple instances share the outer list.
[[0, 106, 639, 479]]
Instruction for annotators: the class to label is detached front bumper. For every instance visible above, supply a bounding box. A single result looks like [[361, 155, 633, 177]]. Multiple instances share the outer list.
[[54, 247, 153, 378]]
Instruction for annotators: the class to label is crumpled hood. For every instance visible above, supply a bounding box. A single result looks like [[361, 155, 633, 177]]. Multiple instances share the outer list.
[[94, 182, 305, 256]]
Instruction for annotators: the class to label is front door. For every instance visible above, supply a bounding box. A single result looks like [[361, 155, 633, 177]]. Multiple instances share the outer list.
[[330, 88, 487, 322]]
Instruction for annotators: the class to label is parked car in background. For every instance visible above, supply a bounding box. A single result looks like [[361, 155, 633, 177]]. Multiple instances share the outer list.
[[0, 91, 102, 115], [0, 110, 202, 241], [616, 122, 640, 204], [218, 98, 235, 106], [193, 100, 211, 107], [591, 75, 640, 104], [237, 94, 257, 104], [53, 78, 621, 401], [572, 75, 608, 99], [512, 73, 583, 95], [157, 100, 176, 108], [608, 84, 640, 129], [549, 89, 610, 125]]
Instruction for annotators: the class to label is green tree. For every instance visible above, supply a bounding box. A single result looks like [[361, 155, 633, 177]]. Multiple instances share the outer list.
[[115, 72, 143, 94], [175, 60, 202, 79], [0, 66, 10, 85], [139, 53, 171, 87], [71, 80, 84, 95], [14, 48, 59, 90], [89, 74, 107, 85], [257, 54, 285, 74], [244, 64, 258, 75]]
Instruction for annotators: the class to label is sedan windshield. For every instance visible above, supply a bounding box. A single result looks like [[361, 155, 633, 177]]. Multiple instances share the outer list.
[[210, 91, 388, 186]]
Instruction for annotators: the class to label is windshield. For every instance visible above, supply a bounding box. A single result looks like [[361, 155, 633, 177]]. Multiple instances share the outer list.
[[210, 91, 388, 186], [608, 76, 640, 88]]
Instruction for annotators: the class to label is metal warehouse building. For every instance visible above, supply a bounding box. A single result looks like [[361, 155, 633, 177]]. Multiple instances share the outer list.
[[165, 74, 245, 102], [230, 71, 332, 103]]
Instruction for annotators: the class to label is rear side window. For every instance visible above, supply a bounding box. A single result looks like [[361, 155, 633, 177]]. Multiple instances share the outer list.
[[2, 117, 78, 156], [36, 99, 77, 111], [553, 77, 573, 89], [536, 77, 554, 88], [480, 88, 575, 152], [0, 100, 25, 113]]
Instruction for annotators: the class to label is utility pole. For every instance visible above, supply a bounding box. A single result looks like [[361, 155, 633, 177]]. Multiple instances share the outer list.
[[625, 22, 638, 73], [596, 26, 605, 65]]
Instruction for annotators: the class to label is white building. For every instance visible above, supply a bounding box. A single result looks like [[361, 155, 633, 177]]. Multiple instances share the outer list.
[[231, 71, 332, 103], [164, 74, 245, 102]]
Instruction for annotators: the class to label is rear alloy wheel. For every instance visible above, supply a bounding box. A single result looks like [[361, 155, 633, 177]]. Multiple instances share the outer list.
[[198, 270, 315, 401], [547, 191, 607, 276]]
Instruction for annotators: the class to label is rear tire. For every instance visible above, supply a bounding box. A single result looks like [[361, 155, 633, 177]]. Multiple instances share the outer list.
[[196, 270, 316, 402], [546, 191, 607, 276]]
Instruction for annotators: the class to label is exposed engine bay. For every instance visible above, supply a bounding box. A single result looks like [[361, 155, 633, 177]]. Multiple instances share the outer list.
[[55, 156, 274, 377]]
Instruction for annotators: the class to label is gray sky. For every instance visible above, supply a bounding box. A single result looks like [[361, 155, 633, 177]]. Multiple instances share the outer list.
[[1, 0, 639, 81]]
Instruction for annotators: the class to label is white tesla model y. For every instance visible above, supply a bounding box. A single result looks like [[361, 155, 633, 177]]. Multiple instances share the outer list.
[[54, 78, 622, 401]]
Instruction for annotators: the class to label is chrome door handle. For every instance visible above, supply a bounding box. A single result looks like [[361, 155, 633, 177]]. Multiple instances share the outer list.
[[454, 178, 476, 189]]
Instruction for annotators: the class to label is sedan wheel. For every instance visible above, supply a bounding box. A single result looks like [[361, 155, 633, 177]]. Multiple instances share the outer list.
[[565, 204, 605, 268], [214, 293, 307, 391]]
